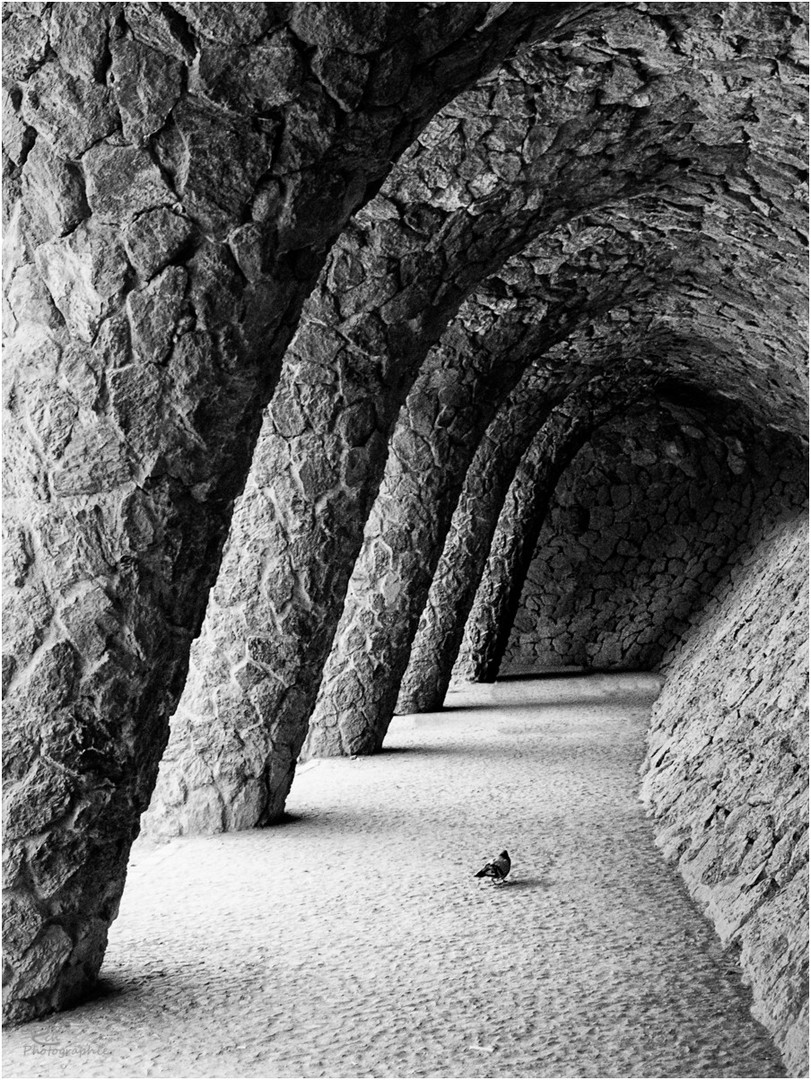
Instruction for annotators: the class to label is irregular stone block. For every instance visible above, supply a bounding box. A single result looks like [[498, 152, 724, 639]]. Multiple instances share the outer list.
[[52, 417, 132, 495], [1, 890, 45, 957], [123, 2, 195, 60], [123, 206, 195, 281], [194, 32, 302, 111], [126, 265, 188, 364], [11, 925, 74, 998], [176, 2, 284, 45], [289, 3, 393, 54], [83, 143, 173, 224], [49, 2, 109, 82], [155, 97, 274, 235], [5, 262, 64, 334], [3, 759, 73, 840], [312, 48, 369, 111], [20, 62, 118, 159], [21, 139, 88, 236], [110, 34, 183, 144], [3, 14, 50, 84], [35, 222, 130, 342]]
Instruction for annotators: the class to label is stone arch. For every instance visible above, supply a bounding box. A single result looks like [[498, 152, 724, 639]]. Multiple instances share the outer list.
[[144, 2, 806, 834], [406, 256, 808, 712], [2, 0, 550, 1024], [308, 368, 656, 756], [2, 1, 806, 1044], [395, 370, 563, 715], [302, 205, 703, 757], [454, 315, 807, 688], [500, 400, 807, 675], [456, 378, 655, 684]]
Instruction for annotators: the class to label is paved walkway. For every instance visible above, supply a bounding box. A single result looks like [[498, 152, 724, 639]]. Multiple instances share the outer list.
[[4, 675, 784, 1078]]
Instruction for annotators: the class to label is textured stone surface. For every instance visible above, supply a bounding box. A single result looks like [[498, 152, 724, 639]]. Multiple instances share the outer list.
[[149, 3, 807, 837], [2, 0, 542, 1022], [2, 1, 807, 1056], [396, 373, 561, 716], [455, 382, 651, 684], [642, 511, 808, 1077], [502, 405, 806, 674], [303, 231, 670, 758]]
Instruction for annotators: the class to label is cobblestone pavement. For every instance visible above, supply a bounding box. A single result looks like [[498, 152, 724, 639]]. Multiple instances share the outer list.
[[4, 674, 784, 1078]]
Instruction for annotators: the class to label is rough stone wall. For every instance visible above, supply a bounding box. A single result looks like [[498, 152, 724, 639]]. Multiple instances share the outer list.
[[395, 373, 556, 715], [3, 0, 807, 1035], [144, 3, 748, 832], [455, 383, 656, 685], [302, 226, 672, 758], [1, 0, 541, 1023], [150, 0, 808, 834], [501, 404, 798, 674], [641, 507, 809, 1077]]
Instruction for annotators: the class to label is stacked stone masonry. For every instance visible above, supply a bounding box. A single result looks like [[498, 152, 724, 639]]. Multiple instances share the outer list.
[[2, 0, 547, 1023], [642, 509, 809, 1077], [454, 379, 652, 684], [501, 402, 806, 675], [1, 4, 807, 1073], [302, 252, 668, 759], [149, 2, 807, 838], [395, 368, 559, 716]]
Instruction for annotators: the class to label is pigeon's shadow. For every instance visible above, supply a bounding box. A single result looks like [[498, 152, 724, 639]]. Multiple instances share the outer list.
[[496, 876, 552, 891]]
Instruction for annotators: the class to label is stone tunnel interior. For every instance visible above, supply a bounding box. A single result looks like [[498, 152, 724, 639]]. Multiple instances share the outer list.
[[2, 1, 808, 1077]]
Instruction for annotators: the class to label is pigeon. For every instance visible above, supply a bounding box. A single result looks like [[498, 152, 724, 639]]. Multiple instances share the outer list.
[[474, 849, 511, 884]]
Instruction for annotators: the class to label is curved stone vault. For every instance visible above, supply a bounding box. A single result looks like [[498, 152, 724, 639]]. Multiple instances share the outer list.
[[2, 3, 808, 1074]]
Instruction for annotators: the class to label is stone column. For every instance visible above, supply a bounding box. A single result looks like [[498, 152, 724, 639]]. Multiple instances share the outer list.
[[395, 333, 670, 714], [145, 29, 697, 834], [2, 1, 539, 1022], [394, 386, 556, 714], [141, 0, 797, 825], [301, 311, 562, 757], [301, 217, 680, 757], [457, 384, 647, 682], [143, 115, 554, 831]]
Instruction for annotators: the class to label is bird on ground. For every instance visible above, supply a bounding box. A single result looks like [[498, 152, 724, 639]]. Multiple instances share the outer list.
[[474, 849, 511, 884]]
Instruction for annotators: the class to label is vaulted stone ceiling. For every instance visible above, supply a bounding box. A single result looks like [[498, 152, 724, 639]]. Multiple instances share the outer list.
[[148, 2, 808, 836], [2, 0, 807, 1054]]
